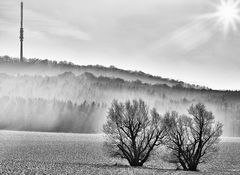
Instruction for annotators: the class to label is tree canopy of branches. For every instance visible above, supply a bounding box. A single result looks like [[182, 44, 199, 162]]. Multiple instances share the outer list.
[[103, 99, 166, 166], [163, 103, 223, 171]]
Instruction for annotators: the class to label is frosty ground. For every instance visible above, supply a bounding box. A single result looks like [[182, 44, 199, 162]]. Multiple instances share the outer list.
[[0, 131, 239, 175]]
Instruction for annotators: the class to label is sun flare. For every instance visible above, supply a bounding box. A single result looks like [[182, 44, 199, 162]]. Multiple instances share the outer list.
[[214, 0, 240, 33]]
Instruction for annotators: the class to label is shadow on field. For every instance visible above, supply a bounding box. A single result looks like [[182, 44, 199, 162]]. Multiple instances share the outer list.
[[76, 162, 176, 172]]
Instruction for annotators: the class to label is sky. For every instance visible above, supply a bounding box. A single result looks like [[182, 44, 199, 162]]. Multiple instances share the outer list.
[[0, 0, 240, 90]]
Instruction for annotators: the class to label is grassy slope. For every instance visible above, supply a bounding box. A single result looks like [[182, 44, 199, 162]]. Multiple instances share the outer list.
[[0, 131, 240, 175]]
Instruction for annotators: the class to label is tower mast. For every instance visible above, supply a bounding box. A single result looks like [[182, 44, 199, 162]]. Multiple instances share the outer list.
[[20, 1, 24, 62]]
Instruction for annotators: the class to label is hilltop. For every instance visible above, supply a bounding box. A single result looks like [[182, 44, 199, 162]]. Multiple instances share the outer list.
[[0, 55, 207, 89]]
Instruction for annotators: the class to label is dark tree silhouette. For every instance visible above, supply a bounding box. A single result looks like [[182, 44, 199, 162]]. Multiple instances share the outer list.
[[103, 99, 166, 166], [163, 103, 223, 171]]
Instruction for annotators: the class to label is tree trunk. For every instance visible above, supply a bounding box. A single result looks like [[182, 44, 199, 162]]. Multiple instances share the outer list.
[[179, 161, 187, 170], [129, 160, 143, 167], [188, 163, 198, 171]]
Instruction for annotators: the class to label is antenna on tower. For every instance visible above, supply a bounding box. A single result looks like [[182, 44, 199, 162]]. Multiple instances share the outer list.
[[20, 1, 24, 62]]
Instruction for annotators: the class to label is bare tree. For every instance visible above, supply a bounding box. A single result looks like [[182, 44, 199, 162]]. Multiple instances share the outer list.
[[103, 99, 166, 166], [163, 103, 223, 171]]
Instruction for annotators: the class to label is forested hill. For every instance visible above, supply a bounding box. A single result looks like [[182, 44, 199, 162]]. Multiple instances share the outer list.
[[0, 56, 205, 89], [0, 56, 239, 136]]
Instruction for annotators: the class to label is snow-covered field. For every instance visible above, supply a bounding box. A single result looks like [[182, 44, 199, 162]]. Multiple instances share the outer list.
[[0, 130, 240, 175]]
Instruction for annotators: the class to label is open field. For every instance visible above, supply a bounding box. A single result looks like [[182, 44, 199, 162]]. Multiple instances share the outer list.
[[0, 131, 240, 174]]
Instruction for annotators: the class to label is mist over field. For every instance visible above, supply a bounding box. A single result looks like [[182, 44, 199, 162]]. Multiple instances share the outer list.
[[0, 56, 239, 136]]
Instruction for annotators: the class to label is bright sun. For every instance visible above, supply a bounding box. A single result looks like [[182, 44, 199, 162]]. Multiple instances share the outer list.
[[202, 0, 240, 34], [215, 0, 240, 32], [213, 0, 240, 33]]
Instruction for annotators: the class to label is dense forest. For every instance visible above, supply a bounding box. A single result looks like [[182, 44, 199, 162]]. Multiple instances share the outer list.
[[0, 56, 239, 136]]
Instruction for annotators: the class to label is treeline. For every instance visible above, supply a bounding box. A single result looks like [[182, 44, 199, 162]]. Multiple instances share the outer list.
[[0, 55, 203, 88], [0, 71, 239, 105], [0, 96, 107, 133]]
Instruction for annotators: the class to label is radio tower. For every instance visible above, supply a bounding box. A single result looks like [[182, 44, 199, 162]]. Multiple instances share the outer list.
[[20, 1, 24, 62]]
